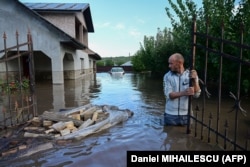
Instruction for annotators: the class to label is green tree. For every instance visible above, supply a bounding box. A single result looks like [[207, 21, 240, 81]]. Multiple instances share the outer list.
[[105, 59, 114, 66], [165, 0, 250, 93], [132, 50, 146, 72], [96, 60, 105, 66], [132, 36, 155, 72], [132, 0, 250, 94]]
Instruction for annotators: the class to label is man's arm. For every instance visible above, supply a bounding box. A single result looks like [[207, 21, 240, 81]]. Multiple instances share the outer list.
[[169, 87, 195, 99], [191, 70, 201, 98], [169, 70, 201, 99], [192, 78, 201, 93]]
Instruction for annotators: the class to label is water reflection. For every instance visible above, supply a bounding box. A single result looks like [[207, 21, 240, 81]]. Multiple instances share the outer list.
[[35, 75, 95, 114], [1, 72, 248, 166], [35, 72, 165, 115], [52, 84, 65, 112]]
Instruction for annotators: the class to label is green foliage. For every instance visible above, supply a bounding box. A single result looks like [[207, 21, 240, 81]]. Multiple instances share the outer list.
[[132, 50, 146, 72], [0, 77, 30, 94], [96, 61, 105, 66], [131, 0, 250, 94], [132, 28, 179, 75], [96, 56, 132, 66], [104, 59, 114, 66], [243, 79, 249, 94]]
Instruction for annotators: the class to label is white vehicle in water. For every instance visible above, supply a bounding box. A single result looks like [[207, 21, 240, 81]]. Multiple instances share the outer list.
[[109, 67, 125, 76]]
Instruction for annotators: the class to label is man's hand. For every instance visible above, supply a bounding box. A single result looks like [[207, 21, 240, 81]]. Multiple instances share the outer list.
[[184, 87, 194, 96], [190, 70, 199, 85], [190, 70, 198, 80], [190, 70, 201, 97]]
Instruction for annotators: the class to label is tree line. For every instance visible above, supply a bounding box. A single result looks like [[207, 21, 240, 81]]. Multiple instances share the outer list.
[[97, 56, 132, 66], [131, 0, 250, 94]]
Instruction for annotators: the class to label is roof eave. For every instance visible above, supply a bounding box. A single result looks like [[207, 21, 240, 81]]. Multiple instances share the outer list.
[[83, 6, 94, 32], [60, 41, 86, 50], [89, 54, 101, 60], [85, 48, 101, 60], [24, 3, 94, 33]]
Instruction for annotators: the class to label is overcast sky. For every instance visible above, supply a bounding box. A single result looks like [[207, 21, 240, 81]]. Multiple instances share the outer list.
[[19, 0, 171, 57]]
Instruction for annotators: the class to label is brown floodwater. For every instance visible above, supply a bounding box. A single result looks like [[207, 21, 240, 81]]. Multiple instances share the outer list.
[[1, 72, 249, 167]]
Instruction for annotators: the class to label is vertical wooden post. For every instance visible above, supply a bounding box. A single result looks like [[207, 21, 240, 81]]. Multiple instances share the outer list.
[[27, 30, 37, 117], [187, 16, 197, 134]]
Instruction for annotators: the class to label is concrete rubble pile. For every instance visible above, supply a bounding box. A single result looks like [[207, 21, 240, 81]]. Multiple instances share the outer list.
[[0, 103, 133, 158]]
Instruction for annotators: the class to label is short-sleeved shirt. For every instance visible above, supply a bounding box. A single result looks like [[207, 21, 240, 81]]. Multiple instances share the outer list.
[[163, 70, 200, 115]]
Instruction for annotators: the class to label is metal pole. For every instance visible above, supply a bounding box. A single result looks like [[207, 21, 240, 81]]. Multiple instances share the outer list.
[[233, 22, 244, 150], [27, 30, 37, 117], [187, 16, 196, 134], [3, 32, 13, 126]]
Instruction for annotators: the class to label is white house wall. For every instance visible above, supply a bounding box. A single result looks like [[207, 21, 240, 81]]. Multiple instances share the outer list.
[[75, 12, 88, 46], [0, 0, 99, 84], [76, 50, 89, 69], [0, 0, 67, 84], [75, 49, 93, 78], [38, 13, 76, 38], [76, 12, 87, 29], [60, 46, 93, 80], [40, 12, 89, 46]]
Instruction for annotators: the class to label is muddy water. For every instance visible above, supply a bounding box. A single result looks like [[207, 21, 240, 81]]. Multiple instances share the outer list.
[[1, 72, 249, 167]]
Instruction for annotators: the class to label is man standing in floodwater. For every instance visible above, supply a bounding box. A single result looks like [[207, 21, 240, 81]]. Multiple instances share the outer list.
[[163, 53, 201, 126]]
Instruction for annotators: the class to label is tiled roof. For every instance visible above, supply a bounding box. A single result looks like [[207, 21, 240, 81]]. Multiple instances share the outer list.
[[121, 61, 133, 66], [23, 2, 94, 32], [24, 3, 89, 11]]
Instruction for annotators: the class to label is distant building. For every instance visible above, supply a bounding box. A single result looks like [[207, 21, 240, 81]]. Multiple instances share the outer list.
[[0, 0, 101, 84], [121, 61, 133, 72], [121, 61, 133, 66]]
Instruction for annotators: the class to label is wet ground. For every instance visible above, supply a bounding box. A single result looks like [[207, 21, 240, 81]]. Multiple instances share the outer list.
[[0, 72, 249, 167]]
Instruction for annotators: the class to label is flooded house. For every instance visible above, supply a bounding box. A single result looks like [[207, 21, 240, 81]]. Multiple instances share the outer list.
[[0, 0, 101, 84]]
